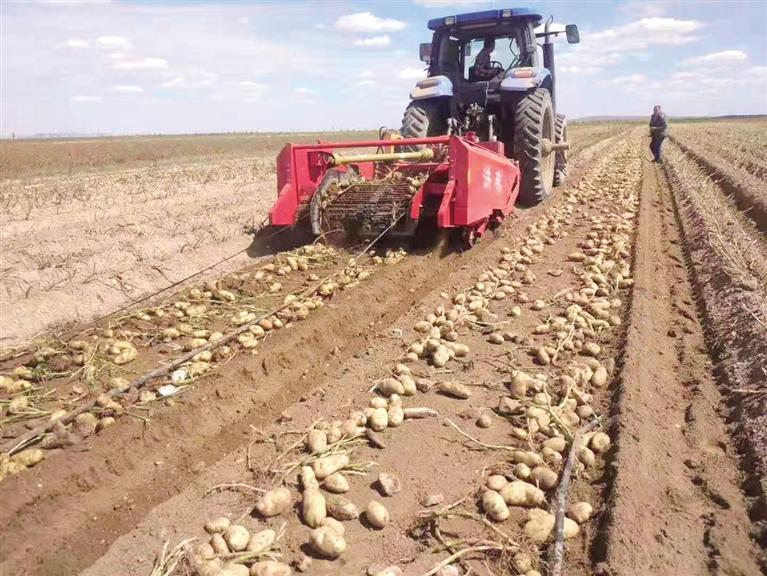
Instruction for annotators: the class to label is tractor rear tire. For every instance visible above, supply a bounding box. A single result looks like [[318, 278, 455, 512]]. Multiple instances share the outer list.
[[554, 113, 568, 187], [400, 100, 446, 150], [513, 88, 556, 206]]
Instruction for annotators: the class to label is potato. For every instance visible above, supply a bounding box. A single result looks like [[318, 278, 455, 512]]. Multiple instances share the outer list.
[[313, 454, 349, 479], [542, 447, 563, 467], [524, 509, 579, 543], [509, 371, 533, 397], [247, 528, 276, 553], [340, 419, 364, 439], [224, 525, 250, 552], [197, 542, 216, 560], [255, 486, 292, 517], [398, 375, 417, 396], [500, 480, 544, 507], [366, 500, 390, 529], [323, 472, 350, 493], [302, 488, 327, 528], [579, 446, 596, 467], [512, 450, 543, 467], [210, 532, 229, 555], [306, 429, 327, 454], [431, 345, 451, 368], [368, 408, 388, 431], [310, 526, 347, 558], [488, 333, 504, 344], [327, 495, 360, 520], [387, 405, 404, 427], [12, 449, 44, 468], [369, 397, 388, 409], [378, 378, 404, 397], [220, 563, 249, 576], [204, 516, 231, 534], [250, 560, 292, 576], [74, 412, 98, 438], [514, 462, 531, 479], [321, 516, 346, 536], [301, 466, 320, 491], [438, 381, 471, 399], [482, 489, 510, 522], [403, 407, 439, 419], [486, 474, 507, 491], [370, 567, 403, 576], [591, 366, 608, 386], [543, 437, 566, 453], [568, 501, 593, 524], [377, 472, 401, 497], [512, 552, 533, 572], [590, 431, 611, 453], [498, 396, 521, 415], [471, 408, 492, 427], [582, 342, 601, 357], [326, 426, 342, 444]]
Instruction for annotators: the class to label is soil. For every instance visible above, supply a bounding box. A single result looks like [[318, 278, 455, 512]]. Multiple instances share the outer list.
[[597, 154, 761, 575], [0, 127, 764, 576], [0, 158, 275, 346]]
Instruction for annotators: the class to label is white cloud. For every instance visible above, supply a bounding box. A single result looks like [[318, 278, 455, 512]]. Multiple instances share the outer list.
[[161, 73, 216, 90], [294, 87, 314, 95], [413, 0, 489, 7], [161, 76, 185, 88], [354, 35, 391, 47], [558, 17, 704, 74], [681, 50, 748, 67], [612, 74, 647, 84], [109, 84, 143, 94], [70, 95, 102, 103], [97, 35, 131, 50], [237, 16, 249, 24], [360, 70, 375, 78], [59, 38, 89, 49], [617, 1, 666, 18], [399, 67, 427, 80], [336, 12, 406, 33], [560, 65, 602, 75], [110, 57, 168, 70], [353, 80, 377, 87], [240, 81, 268, 89]]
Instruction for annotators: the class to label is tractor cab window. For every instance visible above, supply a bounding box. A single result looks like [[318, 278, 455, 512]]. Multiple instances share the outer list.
[[464, 33, 525, 82]]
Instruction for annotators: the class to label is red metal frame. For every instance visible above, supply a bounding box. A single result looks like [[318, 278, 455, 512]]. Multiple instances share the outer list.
[[270, 134, 520, 239]]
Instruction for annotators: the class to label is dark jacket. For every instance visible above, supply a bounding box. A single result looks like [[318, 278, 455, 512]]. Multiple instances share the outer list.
[[649, 113, 667, 138]]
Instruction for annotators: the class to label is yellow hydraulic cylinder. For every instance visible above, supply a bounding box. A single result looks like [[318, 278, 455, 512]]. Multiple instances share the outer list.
[[329, 148, 434, 166]]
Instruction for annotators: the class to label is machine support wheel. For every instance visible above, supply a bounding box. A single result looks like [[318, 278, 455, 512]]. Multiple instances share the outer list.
[[400, 100, 447, 151], [513, 88, 556, 206], [554, 113, 568, 187], [309, 168, 357, 236]]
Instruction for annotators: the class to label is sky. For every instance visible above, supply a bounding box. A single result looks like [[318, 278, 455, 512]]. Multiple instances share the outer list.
[[1, 0, 766, 136]]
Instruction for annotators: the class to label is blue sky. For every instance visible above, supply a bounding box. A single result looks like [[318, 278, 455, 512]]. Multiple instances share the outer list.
[[1, 0, 766, 136]]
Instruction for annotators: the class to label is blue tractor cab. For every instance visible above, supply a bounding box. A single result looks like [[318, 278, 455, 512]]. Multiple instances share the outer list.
[[401, 7, 580, 205]]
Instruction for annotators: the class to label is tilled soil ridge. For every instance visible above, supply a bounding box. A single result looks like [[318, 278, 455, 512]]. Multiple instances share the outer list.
[[599, 153, 761, 575]]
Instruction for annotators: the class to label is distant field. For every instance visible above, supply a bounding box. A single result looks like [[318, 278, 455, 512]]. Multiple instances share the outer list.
[[0, 130, 380, 180]]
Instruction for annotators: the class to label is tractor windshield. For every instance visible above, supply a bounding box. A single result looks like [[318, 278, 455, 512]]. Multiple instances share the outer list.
[[463, 34, 526, 82]]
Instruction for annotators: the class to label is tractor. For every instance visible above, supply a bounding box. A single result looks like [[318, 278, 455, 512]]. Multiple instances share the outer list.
[[268, 8, 579, 247], [402, 7, 580, 205]]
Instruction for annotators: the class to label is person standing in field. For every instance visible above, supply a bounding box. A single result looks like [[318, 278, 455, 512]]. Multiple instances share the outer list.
[[649, 104, 667, 162]]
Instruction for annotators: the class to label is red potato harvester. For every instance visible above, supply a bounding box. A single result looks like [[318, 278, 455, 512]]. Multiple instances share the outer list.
[[269, 133, 521, 248]]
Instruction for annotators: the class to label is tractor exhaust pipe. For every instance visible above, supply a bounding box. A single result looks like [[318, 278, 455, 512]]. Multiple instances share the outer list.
[[543, 16, 556, 112]]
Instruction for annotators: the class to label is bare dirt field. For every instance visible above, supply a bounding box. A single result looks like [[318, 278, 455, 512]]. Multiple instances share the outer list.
[[0, 121, 764, 576]]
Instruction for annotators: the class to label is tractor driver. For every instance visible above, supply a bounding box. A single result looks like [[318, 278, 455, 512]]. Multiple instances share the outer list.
[[473, 37, 501, 80]]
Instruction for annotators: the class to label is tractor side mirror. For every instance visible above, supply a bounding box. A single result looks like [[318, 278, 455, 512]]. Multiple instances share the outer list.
[[565, 24, 580, 44], [419, 43, 432, 63]]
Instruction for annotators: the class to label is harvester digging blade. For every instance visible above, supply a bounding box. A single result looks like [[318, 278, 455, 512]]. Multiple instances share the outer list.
[[317, 178, 417, 241]]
